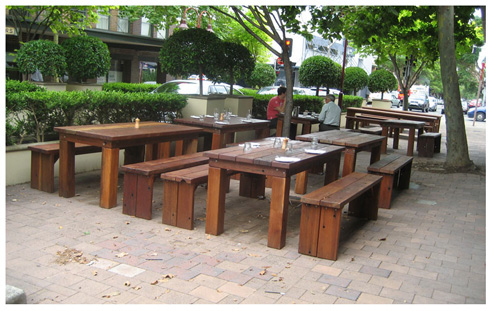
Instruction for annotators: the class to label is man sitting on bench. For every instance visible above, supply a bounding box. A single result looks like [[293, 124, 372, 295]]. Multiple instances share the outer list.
[[318, 94, 341, 131]]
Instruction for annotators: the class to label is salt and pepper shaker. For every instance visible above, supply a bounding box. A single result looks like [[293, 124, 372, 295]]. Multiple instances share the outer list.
[[135, 118, 140, 128], [281, 138, 288, 150]]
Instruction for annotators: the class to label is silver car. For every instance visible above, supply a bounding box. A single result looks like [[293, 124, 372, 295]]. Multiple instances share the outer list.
[[408, 94, 429, 112]]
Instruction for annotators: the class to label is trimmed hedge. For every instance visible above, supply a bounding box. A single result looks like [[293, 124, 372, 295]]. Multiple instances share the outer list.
[[6, 86, 187, 145], [102, 82, 157, 93]]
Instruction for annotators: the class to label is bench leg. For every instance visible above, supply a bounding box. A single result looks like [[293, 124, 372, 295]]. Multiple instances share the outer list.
[[162, 181, 179, 227], [239, 173, 266, 198], [123, 173, 138, 216], [298, 203, 321, 257], [176, 183, 197, 230], [205, 167, 228, 235], [378, 174, 394, 209], [31, 152, 56, 193], [398, 162, 413, 190], [123, 173, 156, 219], [317, 207, 343, 260], [348, 185, 380, 219]]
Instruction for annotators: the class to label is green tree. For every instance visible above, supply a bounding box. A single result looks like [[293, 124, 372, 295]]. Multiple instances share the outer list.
[[343, 67, 368, 96], [368, 69, 397, 98], [246, 63, 276, 89], [214, 41, 255, 95], [16, 40, 66, 81], [159, 28, 223, 96], [298, 55, 341, 96], [6, 6, 113, 43], [62, 36, 111, 83]]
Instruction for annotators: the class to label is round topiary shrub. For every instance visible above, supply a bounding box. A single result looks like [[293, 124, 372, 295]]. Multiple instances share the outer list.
[[299, 55, 341, 95], [245, 63, 276, 89], [344, 67, 369, 95], [16, 40, 67, 79], [368, 69, 398, 98], [62, 36, 111, 82]]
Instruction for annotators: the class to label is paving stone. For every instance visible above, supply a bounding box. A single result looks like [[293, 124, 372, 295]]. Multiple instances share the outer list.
[[324, 285, 361, 301], [356, 292, 394, 304], [189, 285, 229, 303], [108, 264, 145, 278], [217, 282, 256, 298]]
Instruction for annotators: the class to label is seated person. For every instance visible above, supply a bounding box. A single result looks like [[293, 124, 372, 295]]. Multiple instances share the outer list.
[[318, 94, 341, 131], [267, 86, 297, 138]]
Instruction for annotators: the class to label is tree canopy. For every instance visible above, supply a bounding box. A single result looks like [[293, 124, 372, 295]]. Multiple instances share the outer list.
[[298, 55, 341, 95], [368, 69, 397, 97], [246, 63, 276, 89], [16, 40, 67, 78], [343, 67, 368, 96], [216, 41, 256, 94]]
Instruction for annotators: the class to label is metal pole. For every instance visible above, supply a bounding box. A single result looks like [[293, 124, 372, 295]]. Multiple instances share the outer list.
[[338, 37, 348, 127]]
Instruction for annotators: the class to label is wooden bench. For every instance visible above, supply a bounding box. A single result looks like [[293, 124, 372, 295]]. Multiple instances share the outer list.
[[29, 143, 101, 193], [121, 152, 209, 220], [161, 164, 236, 230], [298, 172, 382, 260], [418, 132, 441, 157], [355, 126, 383, 135], [367, 154, 413, 209]]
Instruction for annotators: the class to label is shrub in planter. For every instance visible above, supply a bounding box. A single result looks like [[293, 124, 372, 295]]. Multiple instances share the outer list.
[[246, 63, 276, 89], [368, 69, 397, 99], [299, 55, 341, 96], [62, 36, 111, 82], [6, 79, 45, 94], [102, 82, 157, 93], [344, 67, 369, 95], [15, 40, 67, 81]]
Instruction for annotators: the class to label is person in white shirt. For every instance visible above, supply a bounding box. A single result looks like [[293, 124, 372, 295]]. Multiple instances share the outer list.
[[318, 94, 341, 131]]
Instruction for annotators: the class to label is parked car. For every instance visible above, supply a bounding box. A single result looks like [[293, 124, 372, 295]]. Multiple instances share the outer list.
[[408, 94, 429, 112], [467, 106, 486, 121], [152, 80, 242, 95], [461, 101, 469, 113], [468, 99, 483, 110], [428, 96, 438, 111], [390, 94, 400, 108], [257, 86, 310, 95]]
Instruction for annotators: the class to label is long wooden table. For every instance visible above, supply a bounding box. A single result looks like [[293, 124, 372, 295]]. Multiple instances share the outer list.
[[204, 140, 344, 249], [297, 130, 385, 177], [380, 120, 425, 156], [346, 107, 440, 132], [276, 114, 320, 136], [54, 122, 202, 208], [174, 116, 270, 150]]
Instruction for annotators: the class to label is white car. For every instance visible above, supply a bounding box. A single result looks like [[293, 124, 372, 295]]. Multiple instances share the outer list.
[[428, 96, 438, 111], [153, 80, 242, 95], [257, 86, 310, 95]]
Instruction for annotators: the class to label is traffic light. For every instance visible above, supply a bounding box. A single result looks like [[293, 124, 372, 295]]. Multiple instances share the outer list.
[[285, 38, 293, 57]]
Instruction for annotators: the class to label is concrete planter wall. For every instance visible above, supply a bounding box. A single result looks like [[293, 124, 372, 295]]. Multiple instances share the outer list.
[[181, 95, 226, 118], [371, 99, 392, 109], [66, 83, 103, 92], [34, 82, 67, 92], [5, 142, 124, 187]]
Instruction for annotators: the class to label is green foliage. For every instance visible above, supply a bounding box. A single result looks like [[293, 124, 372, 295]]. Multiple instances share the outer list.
[[102, 83, 157, 93], [299, 56, 341, 93], [6, 79, 45, 94], [368, 69, 398, 95], [160, 28, 223, 92], [340, 95, 364, 111], [16, 40, 67, 78], [62, 36, 111, 82], [6, 89, 187, 145], [245, 63, 276, 89], [344, 67, 369, 95], [238, 88, 258, 96], [214, 41, 256, 94]]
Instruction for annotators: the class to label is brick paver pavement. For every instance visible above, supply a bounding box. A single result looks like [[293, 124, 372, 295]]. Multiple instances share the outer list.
[[4, 114, 485, 304]]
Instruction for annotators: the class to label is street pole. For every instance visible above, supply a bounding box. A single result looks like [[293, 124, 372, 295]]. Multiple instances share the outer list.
[[338, 37, 348, 126]]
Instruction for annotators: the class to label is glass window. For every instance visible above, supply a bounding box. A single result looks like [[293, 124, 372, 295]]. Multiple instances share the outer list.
[[117, 16, 129, 33], [156, 27, 166, 39], [141, 17, 152, 37], [96, 13, 109, 30]]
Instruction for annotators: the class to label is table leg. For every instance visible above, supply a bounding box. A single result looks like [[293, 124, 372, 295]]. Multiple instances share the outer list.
[[407, 128, 416, 156], [324, 153, 341, 185], [100, 147, 120, 208], [393, 128, 400, 149], [182, 138, 198, 154], [342, 148, 357, 177], [211, 133, 223, 150], [370, 144, 382, 164], [302, 123, 312, 135], [276, 119, 283, 137], [267, 176, 290, 249], [381, 125, 388, 154], [294, 171, 308, 194], [59, 139, 75, 198], [205, 167, 228, 235]]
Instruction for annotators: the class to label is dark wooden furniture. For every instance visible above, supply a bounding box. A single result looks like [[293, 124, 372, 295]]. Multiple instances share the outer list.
[[29, 143, 101, 193], [204, 141, 344, 249], [297, 130, 385, 177], [54, 122, 202, 208], [276, 114, 320, 136], [121, 152, 209, 219], [346, 107, 440, 133], [380, 120, 426, 156], [367, 154, 413, 209], [161, 164, 236, 230], [298, 172, 382, 260], [174, 116, 270, 150], [418, 132, 442, 157]]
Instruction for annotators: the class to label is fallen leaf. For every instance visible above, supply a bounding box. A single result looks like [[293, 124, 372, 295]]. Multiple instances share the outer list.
[[162, 274, 175, 279], [150, 280, 159, 285], [263, 266, 271, 269], [271, 273, 278, 277], [113, 236, 118, 239], [102, 291, 120, 298], [125, 221, 130, 225], [42, 201, 46, 205], [239, 229, 249, 233], [232, 248, 240, 252], [379, 238, 386, 241], [165, 289, 171, 294], [11, 199, 17, 202], [84, 231, 90, 235], [115, 252, 128, 258], [248, 253, 260, 257], [58, 226, 63, 229], [164, 228, 171, 231], [55, 204, 61, 207], [150, 252, 158, 256], [124, 281, 131, 286], [133, 286, 142, 290], [259, 270, 266, 275], [93, 271, 98, 276]]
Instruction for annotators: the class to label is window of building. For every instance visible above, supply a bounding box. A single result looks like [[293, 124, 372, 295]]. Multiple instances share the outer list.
[[141, 17, 152, 37], [96, 12, 109, 30], [156, 27, 166, 39], [117, 16, 129, 33]]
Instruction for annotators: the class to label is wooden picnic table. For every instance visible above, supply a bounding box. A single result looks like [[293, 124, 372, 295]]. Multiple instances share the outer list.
[[297, 130, 385, 177], [55, 121, 202, 208], [174, 116, 270, 150], [276, 113, 321, 136], [204, 140, 344, 249], [346, 107, 440, 132], [380, 119, 426, 156]]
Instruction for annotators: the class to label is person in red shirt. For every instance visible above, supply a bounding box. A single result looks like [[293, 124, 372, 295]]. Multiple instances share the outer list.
[[267, 86, 296, 138]]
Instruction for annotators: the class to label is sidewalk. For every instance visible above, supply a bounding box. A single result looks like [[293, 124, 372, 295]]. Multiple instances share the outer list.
[[4, 115, 486, 304]]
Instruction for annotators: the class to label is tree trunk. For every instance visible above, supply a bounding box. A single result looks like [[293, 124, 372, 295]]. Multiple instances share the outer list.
[[282, 51, 294, 137], [437, 6, 472, 168]]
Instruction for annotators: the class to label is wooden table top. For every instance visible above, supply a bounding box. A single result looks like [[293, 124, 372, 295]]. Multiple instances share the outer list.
[[55, 122, 202, 141], [347, 107, 437, 122], [277, 113, 320, 123], [204, 139, 344, 172], [297, 130, 385, 148], [380, 119, 426, 128], [174, 116, 270, 130]]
